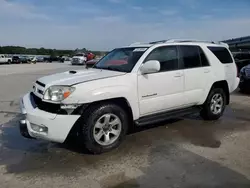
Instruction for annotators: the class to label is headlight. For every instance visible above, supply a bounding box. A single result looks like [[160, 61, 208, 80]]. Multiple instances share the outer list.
[[43, 86, 75, 102]]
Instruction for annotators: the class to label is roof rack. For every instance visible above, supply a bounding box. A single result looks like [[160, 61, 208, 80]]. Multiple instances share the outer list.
[[128, 42, 149, 46], [149, 39, 226, 44], [129, 39, 229, 47]]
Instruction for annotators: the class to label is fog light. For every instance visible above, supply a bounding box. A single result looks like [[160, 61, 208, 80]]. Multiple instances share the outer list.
[[20, 120, 26, 124], [30, 124, 48, 133]]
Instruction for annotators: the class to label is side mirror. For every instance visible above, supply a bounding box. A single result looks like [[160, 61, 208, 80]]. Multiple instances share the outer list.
[[140, 60, 160, 74]]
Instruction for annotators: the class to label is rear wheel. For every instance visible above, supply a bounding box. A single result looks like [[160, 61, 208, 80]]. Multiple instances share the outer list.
[[200, 88, 226, 120], [78, 103, 129, 154], [7, 60, 11, 64]]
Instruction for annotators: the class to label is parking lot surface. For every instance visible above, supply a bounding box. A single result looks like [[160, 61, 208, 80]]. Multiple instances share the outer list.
[[0, 63, 250, 188]]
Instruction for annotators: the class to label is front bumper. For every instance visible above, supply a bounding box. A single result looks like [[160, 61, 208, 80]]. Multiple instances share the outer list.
[[19, 93, 80, 143]]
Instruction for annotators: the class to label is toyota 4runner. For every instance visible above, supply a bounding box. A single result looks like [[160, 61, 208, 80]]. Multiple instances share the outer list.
[[20, 39, 239, 154]]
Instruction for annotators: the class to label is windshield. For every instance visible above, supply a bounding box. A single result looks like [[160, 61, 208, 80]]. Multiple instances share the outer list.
[[93, 47, 147, 73]]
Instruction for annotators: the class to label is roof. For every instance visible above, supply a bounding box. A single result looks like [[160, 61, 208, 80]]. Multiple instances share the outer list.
[[125, 39, 229, 48]]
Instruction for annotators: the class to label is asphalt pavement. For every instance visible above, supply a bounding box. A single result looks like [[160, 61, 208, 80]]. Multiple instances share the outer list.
[[0, 63, 250, 188]]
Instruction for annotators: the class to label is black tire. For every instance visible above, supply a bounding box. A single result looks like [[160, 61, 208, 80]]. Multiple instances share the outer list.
[[200, 88, 226, 121], [7, 60, 11, 64], [78, 103, 129, 154]]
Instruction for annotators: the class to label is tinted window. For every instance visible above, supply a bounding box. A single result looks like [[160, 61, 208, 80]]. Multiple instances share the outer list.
[[145, 46, 178, 72], [179, 46, 201, 69], [208, 47, 233, 64]]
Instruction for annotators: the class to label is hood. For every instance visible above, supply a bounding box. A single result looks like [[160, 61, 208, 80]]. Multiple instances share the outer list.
[[37, 68, 126, 87]]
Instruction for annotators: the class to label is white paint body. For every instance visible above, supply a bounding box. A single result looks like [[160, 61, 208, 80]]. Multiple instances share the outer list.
[[0, 54, 12, 64], [21, 41, 240, 143]]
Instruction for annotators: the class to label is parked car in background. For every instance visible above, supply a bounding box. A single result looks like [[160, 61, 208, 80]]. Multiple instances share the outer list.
[[239, 64, 250, 93], [36, 56, 44, 62], [71, 53, 87, 65], [30, 56, 37, 64], [58, 56, 65, 63], [44, 56, 64, 63], [0, 54, 12, 64], [12, 55, 22, 64], [232, 51, 250, 74], [23, 56, 31, 62], [19, 56, 29, 63]]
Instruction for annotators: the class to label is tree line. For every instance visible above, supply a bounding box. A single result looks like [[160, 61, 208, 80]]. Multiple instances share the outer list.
[[0, 46, 107, 57]]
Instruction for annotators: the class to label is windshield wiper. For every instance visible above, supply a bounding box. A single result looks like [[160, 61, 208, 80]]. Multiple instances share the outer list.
[[92, 66, 123, 72], [106, 66, 123, 72]]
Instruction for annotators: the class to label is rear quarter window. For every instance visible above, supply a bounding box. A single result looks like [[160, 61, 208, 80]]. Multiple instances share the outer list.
[[207, 46, 233, 64]]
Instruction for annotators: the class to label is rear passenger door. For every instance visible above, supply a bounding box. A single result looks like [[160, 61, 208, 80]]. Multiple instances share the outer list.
[[179, 45, 212, 106], [207, 46, 237, 92]]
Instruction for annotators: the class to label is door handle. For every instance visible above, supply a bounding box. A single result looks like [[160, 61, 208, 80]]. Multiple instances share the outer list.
[[204, 68, 210, 73], [174, 72, 183, 77]]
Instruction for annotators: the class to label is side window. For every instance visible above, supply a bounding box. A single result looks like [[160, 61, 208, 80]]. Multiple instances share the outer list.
[[207, 46, 233, 64], [145, 46, 179, 72], [179, 46, 201, 69]]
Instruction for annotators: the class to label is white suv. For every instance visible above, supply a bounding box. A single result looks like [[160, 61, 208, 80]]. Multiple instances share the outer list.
[[20, 39, 239, 154]]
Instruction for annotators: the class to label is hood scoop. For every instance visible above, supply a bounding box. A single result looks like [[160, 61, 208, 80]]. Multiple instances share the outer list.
[[69, 70, 77, 74]]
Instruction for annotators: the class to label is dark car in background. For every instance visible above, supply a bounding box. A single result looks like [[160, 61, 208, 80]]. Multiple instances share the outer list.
[[12, 56, 21, 64], [44, 56, 64, 63], [36, 56, 44, 62], [12, 55, 29, 64], [239, 64, 250, 93], [233, 52, 250, 73]]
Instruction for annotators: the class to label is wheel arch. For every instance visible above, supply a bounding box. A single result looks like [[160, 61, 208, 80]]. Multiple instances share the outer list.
[[205, 80, 230, 105], [65, 97, 134, 142]]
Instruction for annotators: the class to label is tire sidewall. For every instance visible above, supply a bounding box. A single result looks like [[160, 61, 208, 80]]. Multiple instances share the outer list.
[[204, 88, 226, 119], [81, 103, 128, 153]]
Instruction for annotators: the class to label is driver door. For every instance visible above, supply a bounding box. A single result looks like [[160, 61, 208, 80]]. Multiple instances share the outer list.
[[137, 46, 185, 116]]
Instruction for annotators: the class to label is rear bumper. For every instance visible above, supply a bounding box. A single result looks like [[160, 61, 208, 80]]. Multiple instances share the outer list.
[[232, 77, 240, 92], [19, 93, 80, 143]]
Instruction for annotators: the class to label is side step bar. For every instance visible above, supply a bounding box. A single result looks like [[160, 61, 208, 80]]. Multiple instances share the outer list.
[[135, 106, 201, 126]]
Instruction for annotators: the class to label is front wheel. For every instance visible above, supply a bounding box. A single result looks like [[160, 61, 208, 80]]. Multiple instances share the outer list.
[[79, 103, 129, 154], [200, 88, 226, 121]]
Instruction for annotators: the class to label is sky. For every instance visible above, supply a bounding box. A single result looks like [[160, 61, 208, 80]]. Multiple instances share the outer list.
[[0, 0, 250, 50]]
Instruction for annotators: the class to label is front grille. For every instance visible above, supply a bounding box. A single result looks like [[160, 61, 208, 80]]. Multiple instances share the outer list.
[[72, 58, 80, 63], [30, 92, 67, 114]]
